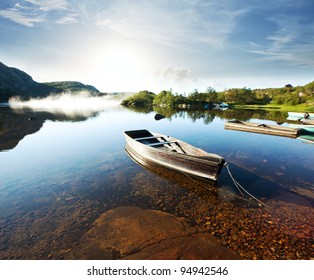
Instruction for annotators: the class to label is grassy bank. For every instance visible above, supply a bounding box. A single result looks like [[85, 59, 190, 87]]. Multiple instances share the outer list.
[[232, 103, 314, 112]]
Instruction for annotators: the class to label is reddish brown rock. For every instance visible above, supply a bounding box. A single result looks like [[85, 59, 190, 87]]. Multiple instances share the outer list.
[[67, 206, 240, 260]]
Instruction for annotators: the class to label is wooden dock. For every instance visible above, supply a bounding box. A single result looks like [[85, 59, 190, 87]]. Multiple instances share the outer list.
[[224, 120, 301, 138]]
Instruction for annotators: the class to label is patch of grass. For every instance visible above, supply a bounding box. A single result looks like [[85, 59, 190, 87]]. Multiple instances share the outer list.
[[232, 103, 314, 112]]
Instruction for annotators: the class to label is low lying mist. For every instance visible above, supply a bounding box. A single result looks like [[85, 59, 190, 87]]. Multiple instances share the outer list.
[[9, 91, 124, 118]]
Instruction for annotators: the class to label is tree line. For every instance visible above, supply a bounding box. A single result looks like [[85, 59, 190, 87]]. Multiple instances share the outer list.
[[121, 81, 314, 107]]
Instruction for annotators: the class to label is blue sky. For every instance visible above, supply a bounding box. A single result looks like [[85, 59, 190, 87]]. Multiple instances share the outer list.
[[1, 0, 314, 93]]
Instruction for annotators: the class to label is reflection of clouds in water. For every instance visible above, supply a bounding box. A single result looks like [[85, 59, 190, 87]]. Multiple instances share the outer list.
[[9, 91, 123, 118]]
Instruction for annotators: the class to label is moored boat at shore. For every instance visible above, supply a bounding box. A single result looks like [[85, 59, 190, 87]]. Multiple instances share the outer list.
[[287, 112, 314, 121], [297, 134, 314, 143], [300, 119, 314, 125], [224, 120, 301, 138], [288, 123, 314, 133]]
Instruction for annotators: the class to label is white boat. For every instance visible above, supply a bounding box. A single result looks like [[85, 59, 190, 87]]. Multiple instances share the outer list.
[[300, 119, 314, 125], [287, 112, 314, 120], [124, 129, 225, 181], [287, 112, 314, 132]]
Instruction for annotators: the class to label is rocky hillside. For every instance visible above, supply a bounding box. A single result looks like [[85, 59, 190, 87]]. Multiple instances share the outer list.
[[0, 62, 59, 102], [0, 62, 101, 102]]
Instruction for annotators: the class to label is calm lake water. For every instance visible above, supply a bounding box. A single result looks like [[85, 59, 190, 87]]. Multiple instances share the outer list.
[[0, 102, 313, 259]]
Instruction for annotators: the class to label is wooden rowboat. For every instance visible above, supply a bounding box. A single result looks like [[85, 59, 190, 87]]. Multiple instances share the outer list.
[[224, 120, 301, 138], [124, 129, 225, 181]]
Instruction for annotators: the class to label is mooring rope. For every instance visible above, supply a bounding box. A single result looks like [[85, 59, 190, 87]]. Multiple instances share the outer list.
[[224, 162, 269, 208], [224, 163, 244, 196], [181, 166, 267, 208]]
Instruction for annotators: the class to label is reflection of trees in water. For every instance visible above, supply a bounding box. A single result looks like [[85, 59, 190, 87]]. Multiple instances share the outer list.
[[219, 109, 287, 123], [152, 107, 288, 124], [263, 110, 288, 122], [128, 105, 288, 124], [153, 106, 179, 120], [154, 106, 216, 124], [186, 111, 215, 124], [0, 107, 47, 151], [121, 105, 152, 114], [218, 109, 260, 121], [0, 106, 101, 152]]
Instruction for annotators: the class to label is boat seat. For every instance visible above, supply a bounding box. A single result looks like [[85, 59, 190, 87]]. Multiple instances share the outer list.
[[147, 141, 177, 146], [134, 136, 163, 141]]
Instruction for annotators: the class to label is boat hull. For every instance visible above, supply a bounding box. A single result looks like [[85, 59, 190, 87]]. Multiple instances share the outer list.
[[297, 134, 314, 144], [289, 123, 314, 133], [124, 130, 225, 181], [300, 119, 314, 125], [224, 120, 300, 138]]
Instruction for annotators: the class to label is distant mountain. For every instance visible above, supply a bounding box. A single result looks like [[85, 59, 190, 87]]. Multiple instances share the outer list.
[[43, 81, 100, 94], [0, 62, 102, 102], [0, 62, 59, 102]]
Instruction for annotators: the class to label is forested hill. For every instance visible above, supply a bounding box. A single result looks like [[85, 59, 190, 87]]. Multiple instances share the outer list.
[[0, 62, 101, 102], [0, 62, 58, 102], [43, 81, 100, 94]]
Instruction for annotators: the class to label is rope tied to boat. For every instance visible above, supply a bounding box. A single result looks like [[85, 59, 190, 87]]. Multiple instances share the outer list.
[[224, 162, 269, 208]]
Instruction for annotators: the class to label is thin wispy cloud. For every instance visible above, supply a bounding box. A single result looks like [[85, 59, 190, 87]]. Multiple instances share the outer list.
[[0, 0, 246, 49], [179, 1, 249, 48], [0, 7, 43, 27], [0, 0, 75, 27], [87, 0, 247, 50], [247, 14, 314, 67], [24, 0, 69, 11], [56, 15, 78, 24]]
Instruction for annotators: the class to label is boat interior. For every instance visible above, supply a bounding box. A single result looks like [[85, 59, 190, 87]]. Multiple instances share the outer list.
[[125, 129, 186, 154]]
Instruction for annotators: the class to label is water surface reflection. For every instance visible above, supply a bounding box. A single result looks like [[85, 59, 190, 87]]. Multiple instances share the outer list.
[[0, 105, 313, 259]]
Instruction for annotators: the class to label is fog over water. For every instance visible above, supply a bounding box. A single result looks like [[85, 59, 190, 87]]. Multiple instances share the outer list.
[[8, 91, 123, 118]]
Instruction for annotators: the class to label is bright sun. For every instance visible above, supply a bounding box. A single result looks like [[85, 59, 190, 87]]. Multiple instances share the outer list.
[[91, 45, 151, 92]]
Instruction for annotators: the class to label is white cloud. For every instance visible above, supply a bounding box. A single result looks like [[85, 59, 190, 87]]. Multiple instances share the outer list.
[[0, 8, 44, 27], [160, 67, 190, 81], [178, 1, 249, 48], [0, 0, 247, 48], [247, 14, 314, 67], [0, 0, 76, 27], [24, 0, 69, 12], [79, 0, 248, 50], [56, 15, 78, 24]]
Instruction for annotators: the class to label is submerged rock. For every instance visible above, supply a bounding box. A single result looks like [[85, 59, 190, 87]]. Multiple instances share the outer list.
[[66, 206, 240, 260]]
